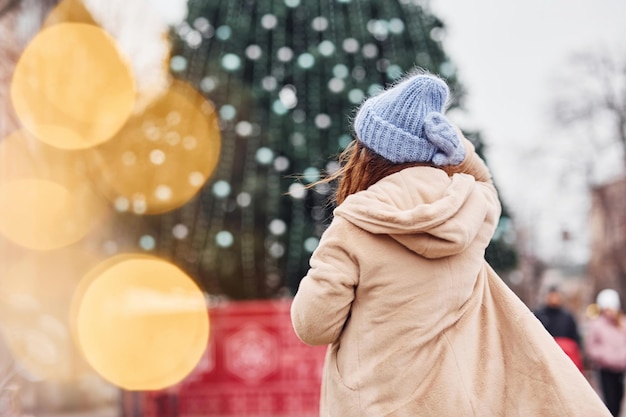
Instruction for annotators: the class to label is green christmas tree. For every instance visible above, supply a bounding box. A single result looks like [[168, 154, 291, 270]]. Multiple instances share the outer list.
[[127, 0, 516, 299]]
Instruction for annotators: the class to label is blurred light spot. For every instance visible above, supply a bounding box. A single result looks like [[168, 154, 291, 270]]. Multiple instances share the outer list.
[[200, 76, 217, 93], [303, 167, 321, 183], [279, 85, 298, 109], [285, 0, 300, 7], [338, 134, 353, 149], [274, 156, 290, 172], [154, 184, 172, 201], [216, 231, 234, 248], [342, 38, 359, 53], [318, 40, 335, 56], [368, 83, 384, 96], [430, 27, 445, 42], [172, 224, 188, 240], [290, 132, 305, 147], [326, 160, 341, 174], [220, 104, 237, 121], [114, 197, 130, 212], [139, 235, 156, 251], [235, 121, 254, 137], [261, 14, 278, 30], [272, 100, 289, 116], [362, 43, 378, 59], [297, 53, 315, 69], [262, 76, 277, 91], [221, 54, 241, 71], [193, 17, 211, 34], [304, 237, 320, 253], [75, 256, 209, 390], [311, 16, 329, 31], [388, 18, 405, 34], [268, 219, 287, 236], [215, 25, 232, 40], [277, 47, 294, 62], [367, 19, 389, 41], [348, 89, 365, 104], [314, 114, 331, 129], [352, 66, 366, 81], [386, 65, 403, 80], [212, 180, 231, 198], [189, 171, 205, 187], [185, 30, 202, 48], [293, 109, 306, 123], [236, 192, 252, 207], [11, 23, 135, 150], [333, 64, 349, 79], [256, 147, 274, 165], [269, 242, 285, 258], [183, 135, 198, 150], [149, 149, 166, 165], [170, 55, 187, 72], [166, 111, 181, 126], [439, 61, 455, 78], [245, 44, 262, 60], [315, 182, 331, 195], [165, 131, 181, 146], [132, 195, 147, 214], [288, 183, 306, 199], [328, 78, 345, 93]]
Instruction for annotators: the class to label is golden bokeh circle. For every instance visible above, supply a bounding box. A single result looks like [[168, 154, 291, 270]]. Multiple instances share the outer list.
[[0, 249, 100, 381], [89, 80, 221, 214], [75, 255, 209, 390], [10, 23, 135, 149], [0, 130, 109, 250]]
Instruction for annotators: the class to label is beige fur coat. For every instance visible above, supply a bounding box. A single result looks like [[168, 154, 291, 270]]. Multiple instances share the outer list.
[[291, 140, 610, 416]]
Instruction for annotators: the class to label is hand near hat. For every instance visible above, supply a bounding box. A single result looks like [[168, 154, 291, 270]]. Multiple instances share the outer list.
[[424, 112, 465, 166]]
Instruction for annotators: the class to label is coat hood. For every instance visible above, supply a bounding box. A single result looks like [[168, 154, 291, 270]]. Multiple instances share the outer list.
[[333, 166, 491, 259]]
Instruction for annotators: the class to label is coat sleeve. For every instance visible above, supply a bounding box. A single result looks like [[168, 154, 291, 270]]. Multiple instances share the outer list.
[[290, 218, 358, 346]]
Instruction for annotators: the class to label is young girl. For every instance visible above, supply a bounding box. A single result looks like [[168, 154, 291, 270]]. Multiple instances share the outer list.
[[585, 288, 626, 416], [290, 71, 611, 416]]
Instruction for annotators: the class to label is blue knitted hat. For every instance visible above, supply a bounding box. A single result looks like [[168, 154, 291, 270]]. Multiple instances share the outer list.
[[354, 73, 464, 165]]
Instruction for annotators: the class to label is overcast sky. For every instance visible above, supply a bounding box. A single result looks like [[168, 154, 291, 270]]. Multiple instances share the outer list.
[[430, 0, 626, 264]]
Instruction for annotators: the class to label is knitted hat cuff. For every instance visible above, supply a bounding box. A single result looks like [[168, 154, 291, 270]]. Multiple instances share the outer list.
[[355, 104, 437, 164]]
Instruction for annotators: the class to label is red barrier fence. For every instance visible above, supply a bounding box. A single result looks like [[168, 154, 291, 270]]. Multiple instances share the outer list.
[[136, 299, 327, 417]]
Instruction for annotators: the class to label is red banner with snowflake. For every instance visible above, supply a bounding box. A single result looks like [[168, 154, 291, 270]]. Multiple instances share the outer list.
[[138, 299, 327, 417]]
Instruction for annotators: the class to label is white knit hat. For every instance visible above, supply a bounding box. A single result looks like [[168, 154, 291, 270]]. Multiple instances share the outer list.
[[597, 288, 621, 311]]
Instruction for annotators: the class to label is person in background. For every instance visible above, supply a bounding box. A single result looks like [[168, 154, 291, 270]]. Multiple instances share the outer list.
[[585, 288, 626, 416], [290, 70, 611, 416], [534, 285, 584, 371]]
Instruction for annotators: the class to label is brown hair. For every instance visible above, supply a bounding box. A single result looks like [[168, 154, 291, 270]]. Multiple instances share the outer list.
[[311, 140, 433, 205]]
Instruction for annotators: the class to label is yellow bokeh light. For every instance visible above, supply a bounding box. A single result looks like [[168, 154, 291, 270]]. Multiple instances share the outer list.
[[89, 80, 221, 214], [0, 249, 99, 381], [10, 23, 135, 149], [43, 0, 98, 27], [0, 130, 109, 250], [75, 255, 209, 390]]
